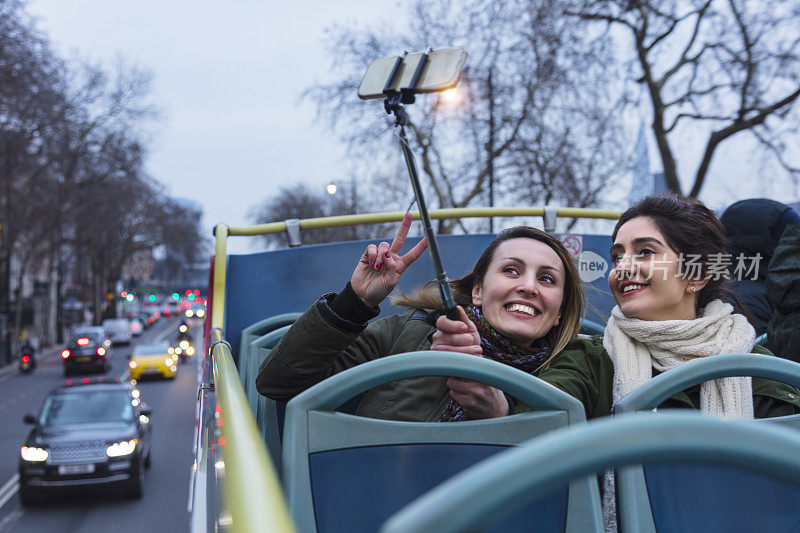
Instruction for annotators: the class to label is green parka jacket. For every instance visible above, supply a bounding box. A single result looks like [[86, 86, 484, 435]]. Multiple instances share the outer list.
[[256, 293, 456, 422], [538, 335, 800, 419]]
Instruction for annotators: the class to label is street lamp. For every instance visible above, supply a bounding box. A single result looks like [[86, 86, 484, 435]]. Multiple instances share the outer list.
[[326, 184, 338, 195]]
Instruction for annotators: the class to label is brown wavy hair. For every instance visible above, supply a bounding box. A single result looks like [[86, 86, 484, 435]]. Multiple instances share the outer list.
[[392, 226, 585, 369]]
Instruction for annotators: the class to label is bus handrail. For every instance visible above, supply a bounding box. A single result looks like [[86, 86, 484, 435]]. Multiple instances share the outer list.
[[209, 327, 296, 533], [223, 206, 622, 237]]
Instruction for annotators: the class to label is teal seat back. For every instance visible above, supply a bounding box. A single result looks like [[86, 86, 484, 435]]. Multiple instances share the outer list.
[[237, 313, 302, 385], [381, 412, 800, 533], [613, 354, 800, 532], [282, 351, 601, 533], [245, 325, 292, 417]]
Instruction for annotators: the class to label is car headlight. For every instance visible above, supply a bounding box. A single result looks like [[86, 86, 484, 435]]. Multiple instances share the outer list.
[[20, 446, 48, 462], [107, 438, 138, 457], [168, 347, 174, 355], [186, 310, 194, 318], [179, 340, 189, 350], [164, 358, 174, 366], [175, 347, 182, 354], [129, 361, 137, 368], [196, 310, 205, 318], [179, 325, 187, 333], [187, 346, 195, 356]]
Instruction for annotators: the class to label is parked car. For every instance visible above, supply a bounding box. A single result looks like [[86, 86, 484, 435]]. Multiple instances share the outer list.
[[62, 327, 111, 376], [18, 380, 152, 504], [102, 318, 132, 345]]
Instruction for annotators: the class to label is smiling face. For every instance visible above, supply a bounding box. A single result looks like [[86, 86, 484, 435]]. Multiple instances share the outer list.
[[609, 216, 702, 321], [471, 238, 565, 345]]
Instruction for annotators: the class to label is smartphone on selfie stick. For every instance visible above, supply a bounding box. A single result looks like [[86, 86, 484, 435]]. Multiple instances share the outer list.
[[358, 47, 468, 321]]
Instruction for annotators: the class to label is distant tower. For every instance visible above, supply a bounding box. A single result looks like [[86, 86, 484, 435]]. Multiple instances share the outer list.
[[629, 122, 652, 204]]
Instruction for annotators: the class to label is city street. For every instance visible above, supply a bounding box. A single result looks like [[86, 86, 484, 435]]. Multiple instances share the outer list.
[[0, 318, 200, 533]]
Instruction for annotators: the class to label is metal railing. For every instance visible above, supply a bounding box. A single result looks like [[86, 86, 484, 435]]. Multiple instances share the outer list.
[[209, 328, 296, 533]]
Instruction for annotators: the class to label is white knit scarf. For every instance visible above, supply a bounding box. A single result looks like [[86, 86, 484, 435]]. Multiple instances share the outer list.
[[600, 299, 756, 531]]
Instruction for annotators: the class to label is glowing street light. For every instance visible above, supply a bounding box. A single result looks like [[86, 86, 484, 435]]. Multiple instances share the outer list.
[[440, 87, 459, 104], [326, 184, 338, 195]]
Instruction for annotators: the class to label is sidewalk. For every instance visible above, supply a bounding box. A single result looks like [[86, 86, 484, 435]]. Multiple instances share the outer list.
[[0, 344, 63, 379]]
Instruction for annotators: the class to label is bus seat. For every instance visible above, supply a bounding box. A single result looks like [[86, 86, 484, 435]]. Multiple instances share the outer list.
[[281, 351, 601, 533], [244, 326, 292, 416], [613, 353, 800, 532], [237, 313, 302, 383], [580, 319, 605, 336], [755, 332, 768, 349], [380, 412, 800, 533]]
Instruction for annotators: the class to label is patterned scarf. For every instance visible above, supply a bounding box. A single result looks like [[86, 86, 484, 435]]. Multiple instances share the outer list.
[[438, 305, 549, 422]]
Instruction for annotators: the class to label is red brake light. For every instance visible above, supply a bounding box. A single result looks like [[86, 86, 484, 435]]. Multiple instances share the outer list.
[[148, 317, 154, 323], [21, 355, 29, 363], [61, 349, 71, 359], [76, 337, 90, 346], [97, 347, 106, 356], [164, 309, 170, 315], [154, 312, 160, 319], [81, 378, 90, 384]]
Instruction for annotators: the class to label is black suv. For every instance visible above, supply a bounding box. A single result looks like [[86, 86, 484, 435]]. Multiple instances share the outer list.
[[18, 380, 153, 505], [62, 327, 111, 376]]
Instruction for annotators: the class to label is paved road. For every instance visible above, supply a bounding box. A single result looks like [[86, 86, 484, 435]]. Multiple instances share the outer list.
[[0, 318, 201, 533]]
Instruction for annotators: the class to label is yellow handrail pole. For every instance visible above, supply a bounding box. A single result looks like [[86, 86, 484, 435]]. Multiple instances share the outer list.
[[212, 224, 229, 330], [211, 328, 296, 533], [225, 207, 622, 237]]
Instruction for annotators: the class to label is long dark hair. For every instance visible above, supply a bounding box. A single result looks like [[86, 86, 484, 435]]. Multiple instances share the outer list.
[[612, 194, 741, 315], [392, 226, 585, 363]]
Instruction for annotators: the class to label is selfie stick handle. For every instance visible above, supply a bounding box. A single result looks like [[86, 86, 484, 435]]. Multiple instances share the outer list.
[[396, 120, 459, 322]]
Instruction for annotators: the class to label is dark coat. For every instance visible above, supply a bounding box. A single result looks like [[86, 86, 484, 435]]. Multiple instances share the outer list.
[[721, 199, 800, 334], [766, 224, 800, 363], [537, 336, 800, 419]]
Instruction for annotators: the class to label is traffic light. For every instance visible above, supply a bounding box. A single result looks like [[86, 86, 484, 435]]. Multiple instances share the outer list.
[[172, 292, 179, 300], [126, 293, 134, 302], [121, 291, 128, 298], [148, 294, 156, 302]]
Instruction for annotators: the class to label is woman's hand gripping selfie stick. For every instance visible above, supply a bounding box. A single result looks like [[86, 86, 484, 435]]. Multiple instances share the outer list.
[[379, 51, 459, 321]]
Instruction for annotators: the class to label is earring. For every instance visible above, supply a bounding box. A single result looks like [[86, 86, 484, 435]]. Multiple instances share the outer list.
[[690, 286, 697, 292]]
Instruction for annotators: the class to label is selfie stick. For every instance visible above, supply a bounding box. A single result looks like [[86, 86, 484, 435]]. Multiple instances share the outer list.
[[382, 51, 460, 321]]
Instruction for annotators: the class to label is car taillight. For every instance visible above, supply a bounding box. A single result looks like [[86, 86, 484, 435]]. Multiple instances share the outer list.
[[21, 355, 30, 363], [97, 347, 106, 356], [148, 317, 154, 323], [61, 349, 71, 359]]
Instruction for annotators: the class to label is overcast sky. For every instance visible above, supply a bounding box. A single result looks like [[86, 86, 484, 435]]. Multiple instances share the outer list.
[[27, 0, 405, 253], [26, 1, 800, 254]]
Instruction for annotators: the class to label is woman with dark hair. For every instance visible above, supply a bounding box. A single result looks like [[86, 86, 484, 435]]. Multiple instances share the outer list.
[[436, 194, 800, 419], [433, 194, 800, 530], [256, 213, 585, 421]]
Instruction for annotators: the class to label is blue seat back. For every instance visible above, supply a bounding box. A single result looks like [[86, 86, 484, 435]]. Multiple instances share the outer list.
[[613, 354, 800, 532], [381, 412, 800, 533], [282, 351, 601, 533], [223, 233, 617, 364], [237, 313, 301, 382]]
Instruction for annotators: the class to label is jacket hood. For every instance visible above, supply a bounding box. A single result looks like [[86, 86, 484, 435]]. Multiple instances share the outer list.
[[721, 198, 800, 277]]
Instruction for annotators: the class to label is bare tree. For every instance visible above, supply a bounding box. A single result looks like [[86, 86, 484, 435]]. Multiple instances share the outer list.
[[248, 184, 395, 247], [303, 0, 628, 233], [572, 0, 800, 197]]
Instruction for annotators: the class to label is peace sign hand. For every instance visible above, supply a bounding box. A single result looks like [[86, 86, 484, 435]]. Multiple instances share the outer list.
[[351, 212, 428, 308]]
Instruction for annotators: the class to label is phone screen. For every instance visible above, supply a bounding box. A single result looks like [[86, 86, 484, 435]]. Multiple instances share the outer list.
[[358, 47, 468, 100]]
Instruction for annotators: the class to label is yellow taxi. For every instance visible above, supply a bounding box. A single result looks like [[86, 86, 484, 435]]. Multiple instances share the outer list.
[[128, 343, 178, 380]]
